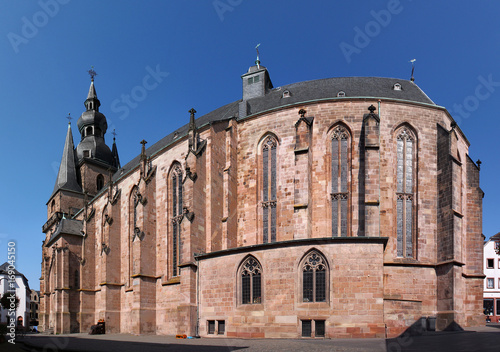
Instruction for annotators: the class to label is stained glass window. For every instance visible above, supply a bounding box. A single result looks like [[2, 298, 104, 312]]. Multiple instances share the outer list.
[[302, 251, 327, 302], [396, 128, 415, 258], [262, 136, 277, 243], [241, 256, 262, 304], [331, 126, 349, 237], [171, 165, 183, 276]]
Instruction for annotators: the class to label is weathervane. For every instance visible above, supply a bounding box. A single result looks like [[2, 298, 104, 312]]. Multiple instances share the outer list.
[[255, 43, 261, 68], [88, 66, 97, 81], [112, 129, 117, 141], [410, 59, 416, 82], [66, 113, 72, 124]]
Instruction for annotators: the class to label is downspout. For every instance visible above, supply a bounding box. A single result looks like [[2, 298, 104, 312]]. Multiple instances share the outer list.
[[378, 99, 385, 337], [376, 104, 382, 233], [195, 255, 200, 338]]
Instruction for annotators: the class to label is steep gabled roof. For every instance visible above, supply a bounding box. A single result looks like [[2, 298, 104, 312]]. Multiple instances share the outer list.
[[51, 123, 82, 198]]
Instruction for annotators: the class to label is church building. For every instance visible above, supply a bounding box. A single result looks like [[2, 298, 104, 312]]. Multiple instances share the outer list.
[[40, 59, 485, 338]]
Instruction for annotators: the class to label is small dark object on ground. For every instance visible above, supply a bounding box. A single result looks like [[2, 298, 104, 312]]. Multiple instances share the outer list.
[[89, 321, 105, 335]]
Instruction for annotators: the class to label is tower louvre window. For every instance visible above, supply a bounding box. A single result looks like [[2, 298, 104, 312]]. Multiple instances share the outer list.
[[330, 125, 350, 237], [261, 135, 277, 243], [96, 174, 104, 191], [396, 127, 416, 258]]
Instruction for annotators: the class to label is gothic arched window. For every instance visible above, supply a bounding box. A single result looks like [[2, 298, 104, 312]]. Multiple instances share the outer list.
[[302, 251, 327, 302], [330, 125, 350, 237], [170, 165, 183, 277], [240, 256, 262, 304], [396, 127, 416, 258], [261, 135, 278, 243]]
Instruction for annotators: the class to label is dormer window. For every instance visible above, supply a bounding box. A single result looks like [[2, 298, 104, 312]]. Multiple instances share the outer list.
[[393, 83, 402, 91], [337, 91, 346, 97], [248, 76, 260, 84], [282, 90, 291, 98]]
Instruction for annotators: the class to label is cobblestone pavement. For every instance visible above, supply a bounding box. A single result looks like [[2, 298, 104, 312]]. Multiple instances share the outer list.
[[13, 324, 500, 352]]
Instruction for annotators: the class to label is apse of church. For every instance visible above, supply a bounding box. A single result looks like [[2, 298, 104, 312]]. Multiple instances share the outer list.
[[41, 61, 484, 338]]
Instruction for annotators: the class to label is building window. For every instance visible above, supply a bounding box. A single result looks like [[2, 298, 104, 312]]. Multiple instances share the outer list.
[[315, 320, 325, 337], [393, 83, 402, 91], [261, 135, 278, 243], [337, 91, 345, 97], [487, 258, 494, 269], [484, 299, 494, 316], [330, 125, 350, 237], [207, 320, 215, 334], [302, 251, 327, 303], [170, 165, 183, 277], [218, 320, 225, 335], [241, 256, 262, 304], [302, 320, 312, 337], [96, 174, 104, 191], [487, 278, 494, 289], [248, 76, 260, 85], [396, 127, 416, 258]]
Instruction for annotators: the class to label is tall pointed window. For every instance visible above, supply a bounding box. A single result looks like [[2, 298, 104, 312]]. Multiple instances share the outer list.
[[396, 127, 415, 257], [240, 256, 262, 304], [261, 135, 277, 243], [302, 251, 327, 302], [170, 165, 183, 276], [330, 125, 350, 237]]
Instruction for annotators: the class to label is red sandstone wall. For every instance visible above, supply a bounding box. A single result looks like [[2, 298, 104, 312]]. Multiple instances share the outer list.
[[198, 242, 385, 339]]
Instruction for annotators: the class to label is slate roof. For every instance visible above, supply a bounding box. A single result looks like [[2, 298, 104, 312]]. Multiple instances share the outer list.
[[46, 218, 84, 246], [52, 123, 82, 198], [0, 261, 23, 276], [0, 262, 29, 289], [112, 76, 435, 183]]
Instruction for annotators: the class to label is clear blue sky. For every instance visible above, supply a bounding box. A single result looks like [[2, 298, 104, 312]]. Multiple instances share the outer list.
[[0, 1, 498, 290]]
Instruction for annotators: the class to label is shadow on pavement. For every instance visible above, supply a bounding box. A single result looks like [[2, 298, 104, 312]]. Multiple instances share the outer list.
[[387, 331, 500, 352], [20, 335, 248, 352]]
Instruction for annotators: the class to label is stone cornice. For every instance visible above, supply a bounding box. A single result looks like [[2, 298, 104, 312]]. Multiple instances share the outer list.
[[195, 237, 388, 261]]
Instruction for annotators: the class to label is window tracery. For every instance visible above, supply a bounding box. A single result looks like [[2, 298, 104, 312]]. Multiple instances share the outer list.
[[261, 135, 277, 243], [330, 125, 350, 237], [396, 127, 415, 258], [170, 165, 183, 276], [302, 251, 327, 302], [241, 256, 262, 304]]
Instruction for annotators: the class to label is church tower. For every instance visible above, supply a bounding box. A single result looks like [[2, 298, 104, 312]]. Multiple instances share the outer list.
[[75, 74, 119, 197]]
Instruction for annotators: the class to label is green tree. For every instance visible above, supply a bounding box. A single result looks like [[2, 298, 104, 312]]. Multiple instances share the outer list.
[[0, 292, 19, 310]]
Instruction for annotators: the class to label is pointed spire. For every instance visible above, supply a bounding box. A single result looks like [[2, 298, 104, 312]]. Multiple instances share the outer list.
[[52, 122, 82, 196], [188, 108, 197, 150], [255, 43, 261, 68], [111, 130, 121, 169], [85, 67, 101, 112], [140, 140, 147, 160]]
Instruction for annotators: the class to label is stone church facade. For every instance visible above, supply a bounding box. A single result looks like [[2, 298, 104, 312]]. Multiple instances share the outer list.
[[40, 60, 485, 338]]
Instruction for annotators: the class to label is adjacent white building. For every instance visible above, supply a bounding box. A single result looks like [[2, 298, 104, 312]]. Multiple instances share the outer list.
[[0, 262, 30, 327], [483, 233, 500, 322]]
